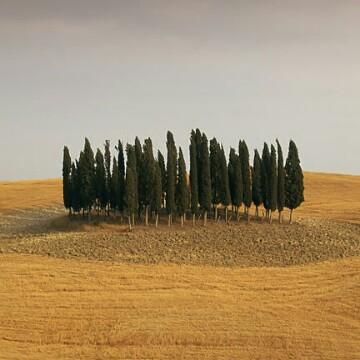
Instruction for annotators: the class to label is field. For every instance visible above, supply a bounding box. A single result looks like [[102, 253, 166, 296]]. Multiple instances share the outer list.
[[0, 172, 359, 359]]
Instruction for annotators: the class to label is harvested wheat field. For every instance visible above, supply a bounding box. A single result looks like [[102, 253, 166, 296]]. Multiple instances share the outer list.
[[0, 172, 359, 359]]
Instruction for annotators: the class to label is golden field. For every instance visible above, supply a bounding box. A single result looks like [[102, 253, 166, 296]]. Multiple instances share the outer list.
[[0, 172, 359, 359]]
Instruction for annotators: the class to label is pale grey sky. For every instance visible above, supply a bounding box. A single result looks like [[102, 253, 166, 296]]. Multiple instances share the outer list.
[[0, 0, 359, 180]]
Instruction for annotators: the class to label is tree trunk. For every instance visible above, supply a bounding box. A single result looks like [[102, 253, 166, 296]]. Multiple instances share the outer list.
[[155, 213, 159, 228], [269, 210, 272, 224], [145, 206, 149, 226], [192, 213, 196, 226], [289, 209, 293, 224], [181, 215, 184, 227], [132, 213, 135, 227], [278, 211, 282, 224], [215, 206, 218, 221], [128, 215, 132, 231], [225, 207, 228, 223], [168, 214, 171, 227], [204, 210, 207, 226]]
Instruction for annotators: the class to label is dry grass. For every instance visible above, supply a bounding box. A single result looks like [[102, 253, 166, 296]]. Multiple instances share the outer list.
[[0, 172, 359, 359], [0, 254, 359, 360]]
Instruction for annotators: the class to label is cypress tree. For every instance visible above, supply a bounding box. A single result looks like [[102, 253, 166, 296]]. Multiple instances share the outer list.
[[276, 139, 285, 223], [252, 149, 262, 217], [210, 138, 221, 219], [166, 131, 177, 226], [62, 146, 72, 215], [142, 138, 156, 225], [82, 138, 96, 220], [261, 143, 271, 218], [176, 147, 188, 226], [239, 140, 252, 216], [157, 150, 166, 207], [199, 133, 212, 225], [95, 148, 107, 214], [125, 166, 137, 229], [110, 157, 119, 213], [104, 140, 111, 215], [116, 140, 125, 213], [71, 162, 81, 214], [189, 135, 199, 225], [285, 140, 304, 223], [269, 144, 278, 223], [78, 151, 86, 216], [228, 148, 243, 218], [125, 144, 138, 223], [219, 145, 231, 223], [194, 129, 203, 201], [152, 160, 162, 227], [134, 136, 144, 217]]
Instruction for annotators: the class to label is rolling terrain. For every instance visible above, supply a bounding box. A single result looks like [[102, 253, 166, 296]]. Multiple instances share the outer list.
[[0, 172, 359, 359]]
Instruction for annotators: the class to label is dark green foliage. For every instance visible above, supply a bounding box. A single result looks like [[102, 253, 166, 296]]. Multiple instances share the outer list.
[[157, 150, 166, 206], [62, 146, 72, 212], [152, 161, 162, 214], [189, 135, 199, 215], [104, 140, 111, 211], [210, 138, 221, 207], [285, 140, 304, 211], [199, 133, 212, 212], [116, 140, 125, 212], [176, 147, 188, 215], [71, 161, 81, 213], [95, 149, 107, 210], [228, 148, 243, 208], [219, 146, 231, 207], [166, 131, 177, 215], [276, 140, 285, 213], [194, 129, 203, 198], [261, 143, 271, 211], [239, 140, 252, 209], [142, 138, 156, 208], [270, 144, 278, 212], [125, 166, 138, 216], [125, 144, 138, 210], [252, 149, 262, 210], [110, 157, 119, 211]]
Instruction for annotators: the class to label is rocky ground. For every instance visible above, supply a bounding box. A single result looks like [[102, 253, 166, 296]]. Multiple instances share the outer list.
[[0, 207, 359, 267]]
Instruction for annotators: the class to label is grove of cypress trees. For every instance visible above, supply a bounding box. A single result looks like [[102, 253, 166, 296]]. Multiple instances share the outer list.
[[189, 134, 199, 225], [110, 157, 119, 213], [285, 140, 304, 223], [228, 148, 243, 218], [104, 140, 111, 216], [152, 160, 162, 227], [117, 140, 125, 214], [269, 144, 278, 223], [219, 145, 231, 223], [176, 147, 188, 226], [166, 131, 177, 226], [276, 140, 285, 223], [261, 143, 271, 218], [142, 138, 155, 226], [199, 132, 212, 225], [210, 138, 221, 220], [95, 148, 106, 214], [157, 150, 166, 208], [252, 149, 262, 217], [62, 146, 72, 215], [239, 140, 252, 217]]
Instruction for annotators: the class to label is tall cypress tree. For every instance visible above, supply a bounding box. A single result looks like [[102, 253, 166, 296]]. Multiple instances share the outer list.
[[228, 148, 243, 217], [104, 140, 111, 215], [142, 138, 156, 225], [189, 135, 199, 225], [194, 129, 203, 201], [152, 160, 162, 227], [199, 132, 212, 225], [166, 131, 177, 225], [285, 140, 304, 223], [239, 140, 252, 216], [110, 157, 119, 213], [276, 139, 285, 223], [210, 138, 221, 219], [157, 150, 166, 207], [261, 143, 271, 218], [269, 144, 278, 222], [176, 147, 188, 226], [125, 166, 137, 229], [252, 149, 262, 217], [82, 138, 96, 220], [134, 137, 144, 218], [95, 148, 107, 214], [117, 140, 125, 213], [62, 146, 72, 215], [125, 144, 138, 221], [71, 162, 81, 214], [219, 145, 231, 222]]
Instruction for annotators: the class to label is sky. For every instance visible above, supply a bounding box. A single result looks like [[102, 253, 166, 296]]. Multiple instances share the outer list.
[[0, 0, 359, 180]]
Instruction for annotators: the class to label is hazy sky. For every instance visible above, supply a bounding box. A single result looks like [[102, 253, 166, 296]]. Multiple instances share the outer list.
[[0, 0, 359, 180]]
